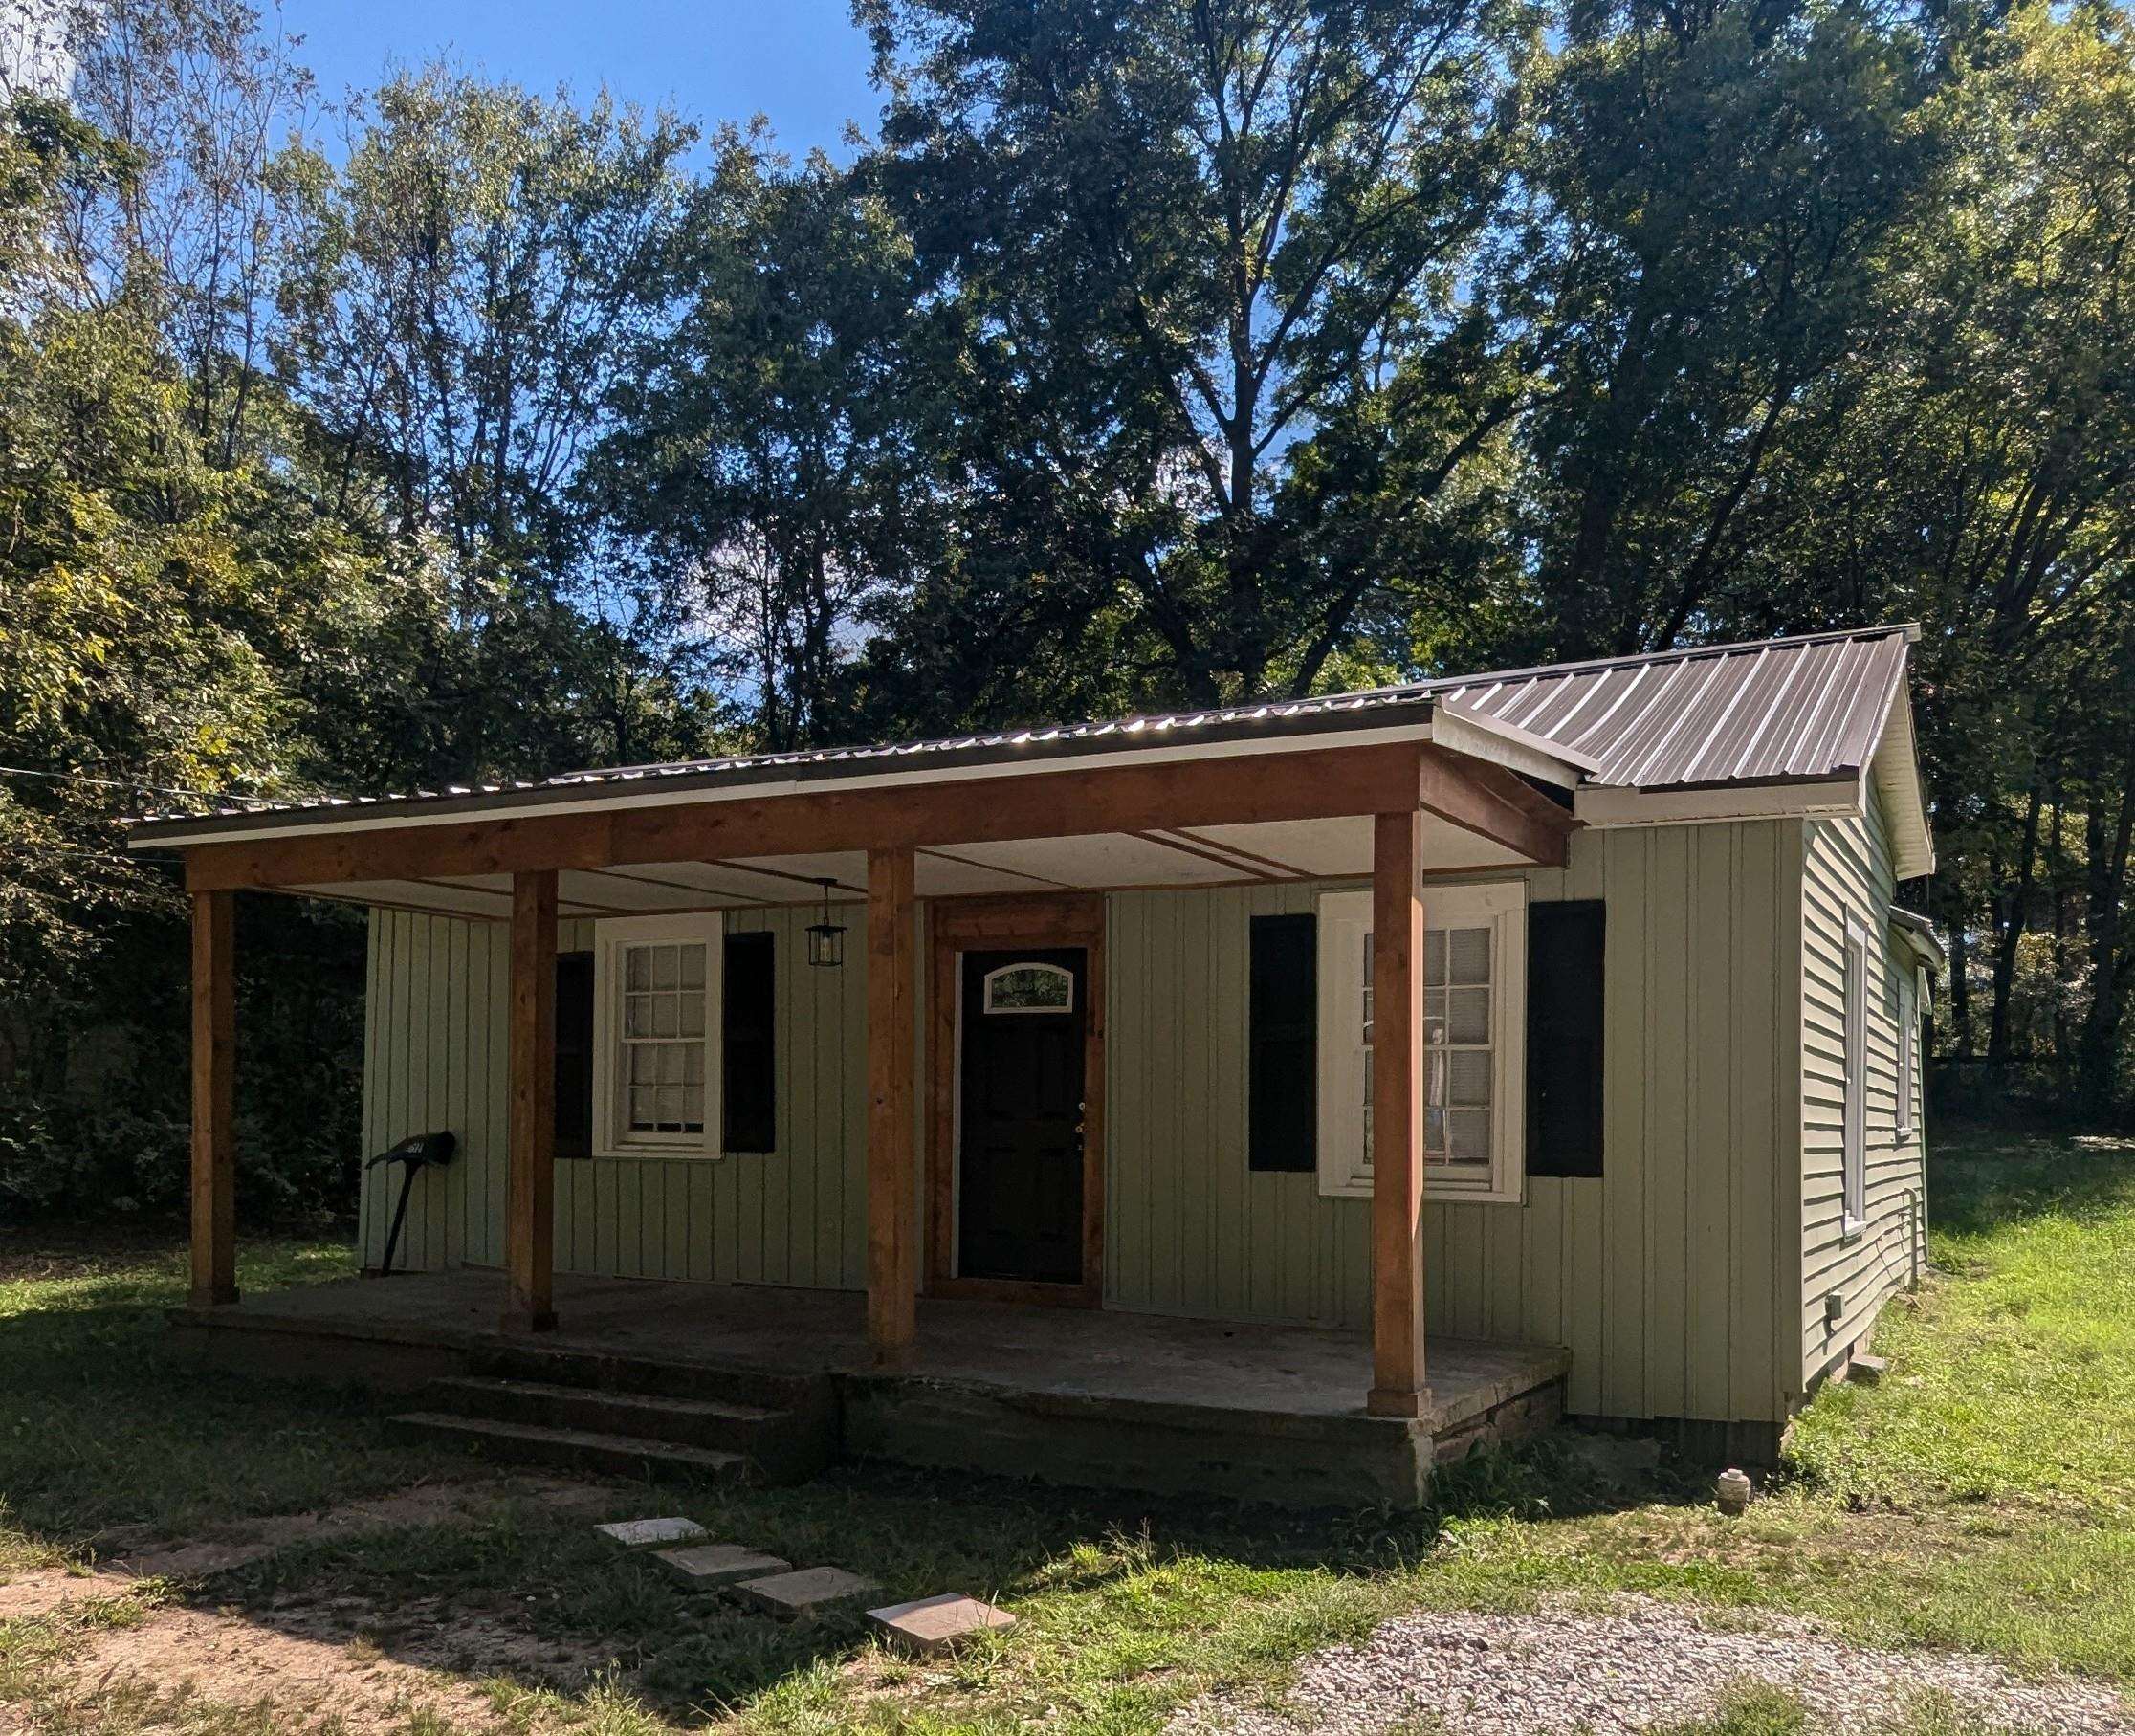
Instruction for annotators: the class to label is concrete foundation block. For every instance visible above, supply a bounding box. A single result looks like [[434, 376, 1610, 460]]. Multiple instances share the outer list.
[[737, 1565, 879, 1614], [596, 1517, 707, 1549], [867, 1592, 1016, 1655], [656, 1544, 791, 1586]]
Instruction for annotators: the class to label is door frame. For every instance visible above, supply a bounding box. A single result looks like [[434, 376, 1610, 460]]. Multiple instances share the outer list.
[[928, 892, 1106, 1308]]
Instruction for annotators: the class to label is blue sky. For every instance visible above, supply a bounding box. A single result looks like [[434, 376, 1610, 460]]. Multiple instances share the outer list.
[[282, 0, 882, 159]]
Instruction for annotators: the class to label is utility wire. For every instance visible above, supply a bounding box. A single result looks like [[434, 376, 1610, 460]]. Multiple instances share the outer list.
[[0, 763, 278, 805]]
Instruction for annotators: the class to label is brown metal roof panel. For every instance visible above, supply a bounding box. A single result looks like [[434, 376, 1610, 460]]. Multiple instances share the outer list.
[[1821, 634, 1908, 774], [1584, 654, 1716, 786], [1509, 668, 1619, 739], [1755, 638, 1862, 780], [1619, 646, 1776, 787], [1716, 639, 1828, 780], [1784, 636, 1891, 778], [1681, 645, 1799, 784], [1553, 663, 1663, 762], [1486, 670, 1599, 736]]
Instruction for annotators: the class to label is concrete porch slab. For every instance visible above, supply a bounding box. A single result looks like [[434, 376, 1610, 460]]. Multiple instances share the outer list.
[[167, 1269, 1570, 1508]]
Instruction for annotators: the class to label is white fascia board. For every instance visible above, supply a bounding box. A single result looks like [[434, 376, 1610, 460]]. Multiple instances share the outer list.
[[1574, 776, 1863, 828], [133, 721, 1438, 850], [1871, 694, 1937, 879]]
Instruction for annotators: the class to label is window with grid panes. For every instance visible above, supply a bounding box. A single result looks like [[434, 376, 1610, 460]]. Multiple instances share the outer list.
[[619, 939, 709, 1136], [591, 915, 723, 1157], [1315, 881, 1527, 1203]]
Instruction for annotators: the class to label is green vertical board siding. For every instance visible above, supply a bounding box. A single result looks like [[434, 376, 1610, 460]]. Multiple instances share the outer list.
[[1799, 782, 1926, 1390], [358, 814, 1810, 1426], [1101, 823, 1801, 1424], [355, 904, 870, 1290]]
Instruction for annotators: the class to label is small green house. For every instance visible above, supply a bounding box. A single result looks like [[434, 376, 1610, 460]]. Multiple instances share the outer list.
[[133, 624, 1940, 1500]]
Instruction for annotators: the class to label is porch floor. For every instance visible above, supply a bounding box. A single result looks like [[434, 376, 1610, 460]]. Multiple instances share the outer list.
[[173, 1271, 1571, 1505], [189, 1269, 1558, 1423]]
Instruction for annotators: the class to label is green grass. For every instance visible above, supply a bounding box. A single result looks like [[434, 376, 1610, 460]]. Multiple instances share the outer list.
[[2, 1125, 2132, 1732], [0, 1232, 446, 1561], [1789, 1129, 2135, 1512]]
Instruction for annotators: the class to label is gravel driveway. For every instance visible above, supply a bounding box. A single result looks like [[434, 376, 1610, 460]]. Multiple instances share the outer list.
[[1171, 1597, 2134, 1734]]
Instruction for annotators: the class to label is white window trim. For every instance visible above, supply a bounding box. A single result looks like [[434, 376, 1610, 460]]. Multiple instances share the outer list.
[[591, 913, 725, 1159], [1841, 913, 1870, 1239], [1896, 966, 1917, 1144], [1315, 879, 1528, 1206]]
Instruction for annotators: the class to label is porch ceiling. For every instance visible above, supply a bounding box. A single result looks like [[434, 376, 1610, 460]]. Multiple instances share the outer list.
[[287, 813, 1536, 920]]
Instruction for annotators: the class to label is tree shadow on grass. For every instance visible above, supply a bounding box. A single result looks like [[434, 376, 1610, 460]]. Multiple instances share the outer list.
[[1927, 1124, 2135, 1242], [187, 1428, 1708, 1725], [0, 1268, 439, 1554]]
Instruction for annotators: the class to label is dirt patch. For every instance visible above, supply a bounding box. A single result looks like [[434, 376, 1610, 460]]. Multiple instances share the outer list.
[[0, 1474, 618, 1620], [44, 1600, 518, 1733]]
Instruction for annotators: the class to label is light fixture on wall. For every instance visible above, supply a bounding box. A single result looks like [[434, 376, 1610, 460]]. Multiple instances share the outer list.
[[806, 878, 847, 969]]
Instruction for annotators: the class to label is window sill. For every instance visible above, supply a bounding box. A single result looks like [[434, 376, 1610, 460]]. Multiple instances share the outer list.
[[1317, 1176, 1528, 1206], [592, 1146, 728, 1162]]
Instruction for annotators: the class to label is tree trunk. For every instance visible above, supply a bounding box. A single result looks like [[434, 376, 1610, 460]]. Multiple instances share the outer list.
[[1945, 904, 1975, 1059], [1987, 774, 2042, 1064], [2077, 747, 2135, 1119], [2049, 788, 2072, 1079]]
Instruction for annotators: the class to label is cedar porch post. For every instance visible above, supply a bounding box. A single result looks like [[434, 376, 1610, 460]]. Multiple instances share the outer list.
[[866, 844, 918, 1368], [189, 889, 238, 1307], [1367, 809, 1429, 1417], [503, 868, 558, 1332]]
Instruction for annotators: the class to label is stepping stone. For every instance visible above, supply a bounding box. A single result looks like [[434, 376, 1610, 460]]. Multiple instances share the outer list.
[[656, 1544, 791, 1586], [736, 1565, 879, 1614], [868, 1592, 1017, 1656], [595, 1517, 708, 1549]]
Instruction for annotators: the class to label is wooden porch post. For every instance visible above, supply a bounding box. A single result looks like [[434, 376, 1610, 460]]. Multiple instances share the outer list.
[[866, 844, 918, 1368], [189, 889, 238, 1307], [504, 868, 558, 1332], [1368, 809, 1429, 1417]]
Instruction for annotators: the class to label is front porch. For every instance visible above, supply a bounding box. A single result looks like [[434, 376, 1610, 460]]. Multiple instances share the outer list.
[[169, 1270, 1571, 1507], [139, 697, 1590, 1477]]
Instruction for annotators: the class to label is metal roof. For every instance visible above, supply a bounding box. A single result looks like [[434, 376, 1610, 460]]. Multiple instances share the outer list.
[[1425, 624, 1914, 792], [127, 624, 1919, 844]]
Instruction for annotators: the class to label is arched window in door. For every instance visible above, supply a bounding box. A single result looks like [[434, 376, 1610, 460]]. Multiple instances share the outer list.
[[980, 961, 1075, 1015]]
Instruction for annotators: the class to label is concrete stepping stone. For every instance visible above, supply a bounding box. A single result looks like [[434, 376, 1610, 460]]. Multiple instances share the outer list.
[[656, 1544, 791, 1586], [867, 1592, 1017, 1655], [736, 1565, 879, 1614], [594, 1517, 707, 1549]]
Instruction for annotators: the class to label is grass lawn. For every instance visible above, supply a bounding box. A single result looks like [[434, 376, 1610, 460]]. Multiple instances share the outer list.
[[1, 1122, 2130, 1733]]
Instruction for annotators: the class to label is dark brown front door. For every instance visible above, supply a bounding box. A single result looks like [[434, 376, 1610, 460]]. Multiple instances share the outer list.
[[957, 947, 1088, 1286]]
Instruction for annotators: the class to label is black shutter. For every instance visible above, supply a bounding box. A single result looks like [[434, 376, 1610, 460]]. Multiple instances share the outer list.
[[1527, 901, 1605, 1177], [1248, 912, 1316, 1173], [554, 952, 595, 1160], [723, 932, 777, 1153]]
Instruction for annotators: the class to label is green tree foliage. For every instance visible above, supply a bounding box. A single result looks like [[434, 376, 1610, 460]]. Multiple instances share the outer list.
[[0, 16, 713, 1218], [6, 0, 2135, 1228], [587, 132, 950, 749], [856, 0, 1536, 713]]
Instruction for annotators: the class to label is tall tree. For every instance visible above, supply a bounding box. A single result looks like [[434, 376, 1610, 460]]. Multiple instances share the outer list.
[[864, 0, 1532, 709], [1504, 0, 1940, 659], [273, 67, 708, 781], [590, 133, 948, 750]]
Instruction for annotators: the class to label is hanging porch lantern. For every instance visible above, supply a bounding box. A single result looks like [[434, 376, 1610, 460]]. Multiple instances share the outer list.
[[805, 877, 847, 969]]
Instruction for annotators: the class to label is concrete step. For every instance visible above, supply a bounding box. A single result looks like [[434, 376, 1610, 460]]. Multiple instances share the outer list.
[[420, 1374, 779, 1454], [388, 1411, 751, 1483], [467, 1341, 827, 1413]]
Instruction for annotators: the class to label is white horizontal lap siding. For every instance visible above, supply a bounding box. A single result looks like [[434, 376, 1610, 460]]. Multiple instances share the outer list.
[[1103, 824, 1798, 1425], [357, 906, 869, 1289], [1799, 782, 1924, 1386]]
